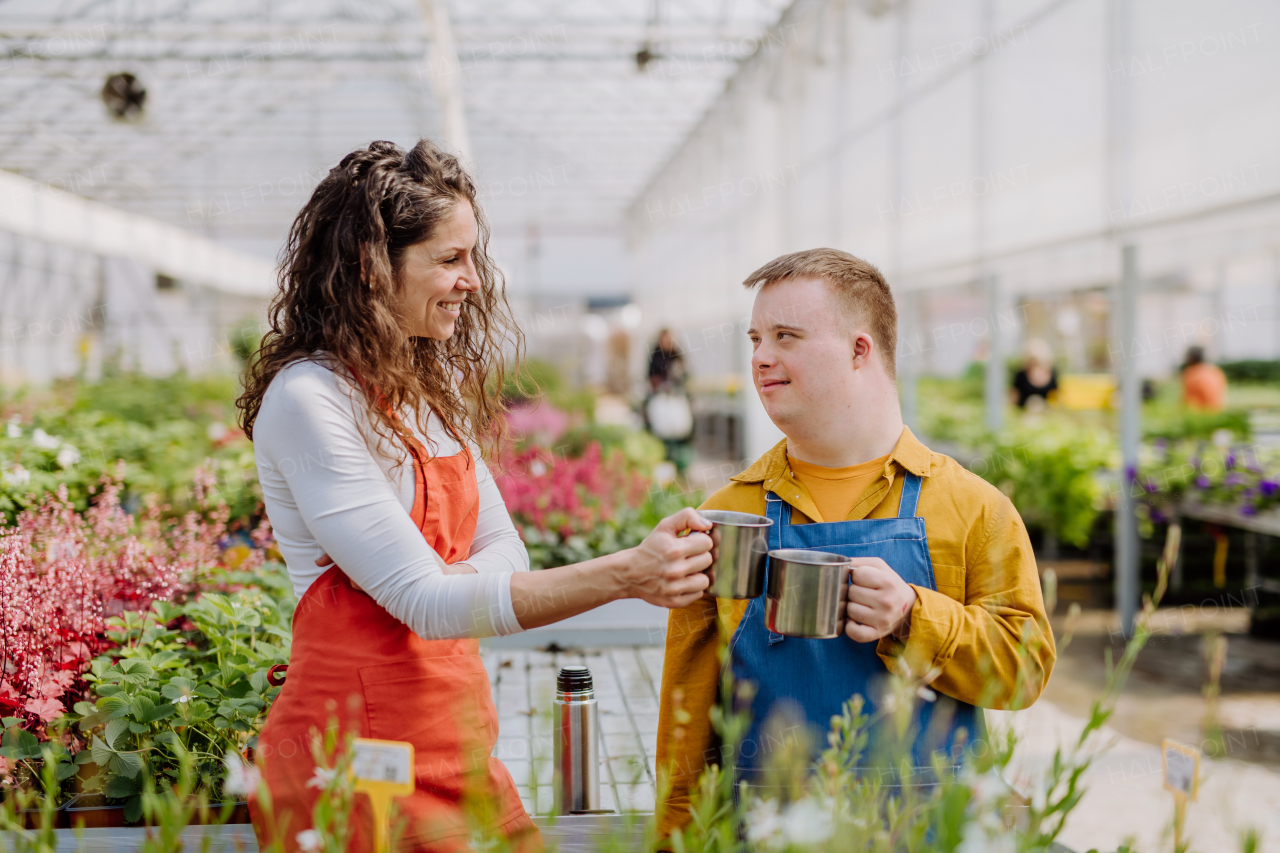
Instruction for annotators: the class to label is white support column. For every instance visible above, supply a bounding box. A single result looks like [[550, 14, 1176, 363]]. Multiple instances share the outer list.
[[983, 273, 1004, 433], [899, 289, 919, 433], [1115, 244, 1140, 637], [417, 0, 472, 162]]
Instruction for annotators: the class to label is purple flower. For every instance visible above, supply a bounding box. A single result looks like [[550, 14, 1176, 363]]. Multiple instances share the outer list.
[[1226, 453, 1236, 470], [1242, 504, 1258, 517], [1261, 480, 1279, 498], [1125, 465, 1137, 482], [1151, 508, 1167, 523], [1225, 473, 1243, 487], [1196, 476, 1211, 488]]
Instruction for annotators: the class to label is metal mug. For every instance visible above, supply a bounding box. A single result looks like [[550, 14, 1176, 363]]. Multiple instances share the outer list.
[[699, 509, 773, 599], [765, 549, 852, 638]]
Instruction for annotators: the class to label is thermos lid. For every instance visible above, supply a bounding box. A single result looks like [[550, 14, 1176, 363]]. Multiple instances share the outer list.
[[557, 665, 593, 694]]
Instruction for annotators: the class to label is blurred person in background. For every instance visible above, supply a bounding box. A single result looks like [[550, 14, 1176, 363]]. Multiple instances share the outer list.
[[237, 139, 714, 853], [647, 327, 686, 391], [645, 328, 694, 470], [1010, 338, 1058, 411], [1181, 345, 1227, 411], [656, 249, 1054, 841]]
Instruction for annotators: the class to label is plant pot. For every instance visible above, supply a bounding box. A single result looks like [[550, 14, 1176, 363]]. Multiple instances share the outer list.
[[63, 793, 127, 828], [62, 794, 251, 827], [1, 792, 70, 829]]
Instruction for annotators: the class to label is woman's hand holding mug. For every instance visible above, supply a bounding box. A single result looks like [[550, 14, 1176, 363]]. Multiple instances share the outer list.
[[623, 507, 714, 608]]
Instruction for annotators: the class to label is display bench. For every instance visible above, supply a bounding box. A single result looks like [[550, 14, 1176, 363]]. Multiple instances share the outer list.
[[18, 814, 648, 852], [14, 816, 1078, 852], [1173, 499, 1280, 595]]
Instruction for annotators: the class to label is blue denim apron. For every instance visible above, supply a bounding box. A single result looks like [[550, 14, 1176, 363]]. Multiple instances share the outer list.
[[727, 472, 980, 784]]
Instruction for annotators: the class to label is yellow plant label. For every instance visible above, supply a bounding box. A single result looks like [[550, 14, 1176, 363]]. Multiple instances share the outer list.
[[353, 738, 415, 853]]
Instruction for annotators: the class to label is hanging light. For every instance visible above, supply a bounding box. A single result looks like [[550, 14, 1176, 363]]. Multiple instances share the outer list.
[[101, 72, 147, 120]]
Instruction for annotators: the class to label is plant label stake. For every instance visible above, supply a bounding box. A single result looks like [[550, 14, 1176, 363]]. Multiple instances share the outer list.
[[353, 738, 414, 853], [1161, 739, 1199, 849]]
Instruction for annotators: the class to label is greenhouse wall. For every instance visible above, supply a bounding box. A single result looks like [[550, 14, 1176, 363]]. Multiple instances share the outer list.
[[626, 0, 1280, 460]]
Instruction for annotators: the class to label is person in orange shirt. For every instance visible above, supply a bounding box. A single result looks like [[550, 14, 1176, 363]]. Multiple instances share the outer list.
[[1181, 346, 1227, 411], [656, 249, 1055, 840]]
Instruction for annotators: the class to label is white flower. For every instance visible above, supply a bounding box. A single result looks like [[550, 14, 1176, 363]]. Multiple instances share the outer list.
[[745, 797, 834, 850], [306, 766, 337, 790], [31, 429, 60, 450], [781, 798, 833, 846], [207, 422, 229, 442], [222, 752, 261, 796], [5, 418, 19, 439], [916, 686, 937, 703], [3, 465, 30, 487], [56, 445, 80, 468], [744, 798, 782, 847], [177, 695, 189, 703], [296, 829, 323, 852]]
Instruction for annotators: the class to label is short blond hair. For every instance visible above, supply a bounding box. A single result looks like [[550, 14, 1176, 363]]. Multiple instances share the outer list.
[[743, 248, 898, 378]]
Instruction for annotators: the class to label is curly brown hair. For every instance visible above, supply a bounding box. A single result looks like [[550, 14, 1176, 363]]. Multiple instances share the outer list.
[[236, 139, 521, 460]]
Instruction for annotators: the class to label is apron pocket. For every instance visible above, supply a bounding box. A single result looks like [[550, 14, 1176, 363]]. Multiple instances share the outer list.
[[359, 655, 496, 795]]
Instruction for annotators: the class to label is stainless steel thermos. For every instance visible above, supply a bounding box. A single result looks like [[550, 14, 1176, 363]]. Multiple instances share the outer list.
[[553, 665, 600, 814]]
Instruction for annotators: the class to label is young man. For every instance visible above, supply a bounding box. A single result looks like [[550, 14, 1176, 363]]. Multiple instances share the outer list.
[[656, 249, 1055, 836]]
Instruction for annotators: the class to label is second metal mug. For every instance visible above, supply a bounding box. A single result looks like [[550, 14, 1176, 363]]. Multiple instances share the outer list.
[[699, 509, 773, 599], [765, 549, 852, 638]]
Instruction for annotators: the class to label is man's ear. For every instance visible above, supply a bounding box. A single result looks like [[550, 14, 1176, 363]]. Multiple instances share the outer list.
[[852, 332, 875, 369]]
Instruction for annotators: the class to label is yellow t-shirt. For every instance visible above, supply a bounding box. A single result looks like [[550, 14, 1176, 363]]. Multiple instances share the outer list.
[[787, 453, 891, 523]]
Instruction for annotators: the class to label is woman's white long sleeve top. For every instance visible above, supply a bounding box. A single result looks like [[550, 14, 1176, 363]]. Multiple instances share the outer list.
[[253, 359, 527, 639]]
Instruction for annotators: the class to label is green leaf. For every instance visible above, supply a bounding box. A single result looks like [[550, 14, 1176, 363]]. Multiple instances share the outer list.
[[90, 735, 115, 766], [2, 729, 42, 760], [249, 671, 269, 694], [104, 718, 131, 749], [130, 696, 155, 720], [202, 593, 235, 618], [103, 775, 139, 799], [73, 702, 97, 717], [160, 677, 197, 700], [232, 606, 261, 627], [74, 750, 96, 765], [149, 651, 181, 668], [123, 794, 143, 824], [55, 761, 79, 781], [116, 659, 155, 684], [153, 731, 181, 750], [1, 716, 21, 728], [127, 722, 148, 734], [109, 751, 143, 779], [212, 717, 230, 730]]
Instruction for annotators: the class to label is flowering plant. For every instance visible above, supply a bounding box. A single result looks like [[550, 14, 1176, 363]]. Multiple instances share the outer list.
[[1137, 440, 1280, 519], [0, 461, 279, 817]]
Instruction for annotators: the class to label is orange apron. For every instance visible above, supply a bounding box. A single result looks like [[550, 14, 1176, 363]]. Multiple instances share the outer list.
[[250, 438, 539, 852]]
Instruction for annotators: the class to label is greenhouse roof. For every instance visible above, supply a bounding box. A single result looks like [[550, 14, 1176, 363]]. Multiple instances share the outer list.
[[0, 0, 792, 255]]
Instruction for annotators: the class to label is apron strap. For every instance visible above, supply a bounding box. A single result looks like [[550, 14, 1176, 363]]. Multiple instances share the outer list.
[[897, 472, 923, 518]]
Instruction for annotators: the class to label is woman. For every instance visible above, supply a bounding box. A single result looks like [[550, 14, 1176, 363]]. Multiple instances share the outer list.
[[237, 140, 712, 852]]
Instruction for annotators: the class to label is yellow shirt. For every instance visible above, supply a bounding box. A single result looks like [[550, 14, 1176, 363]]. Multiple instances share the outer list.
[[656, 427, 1054, 838], [788, 452, 890, 523]]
